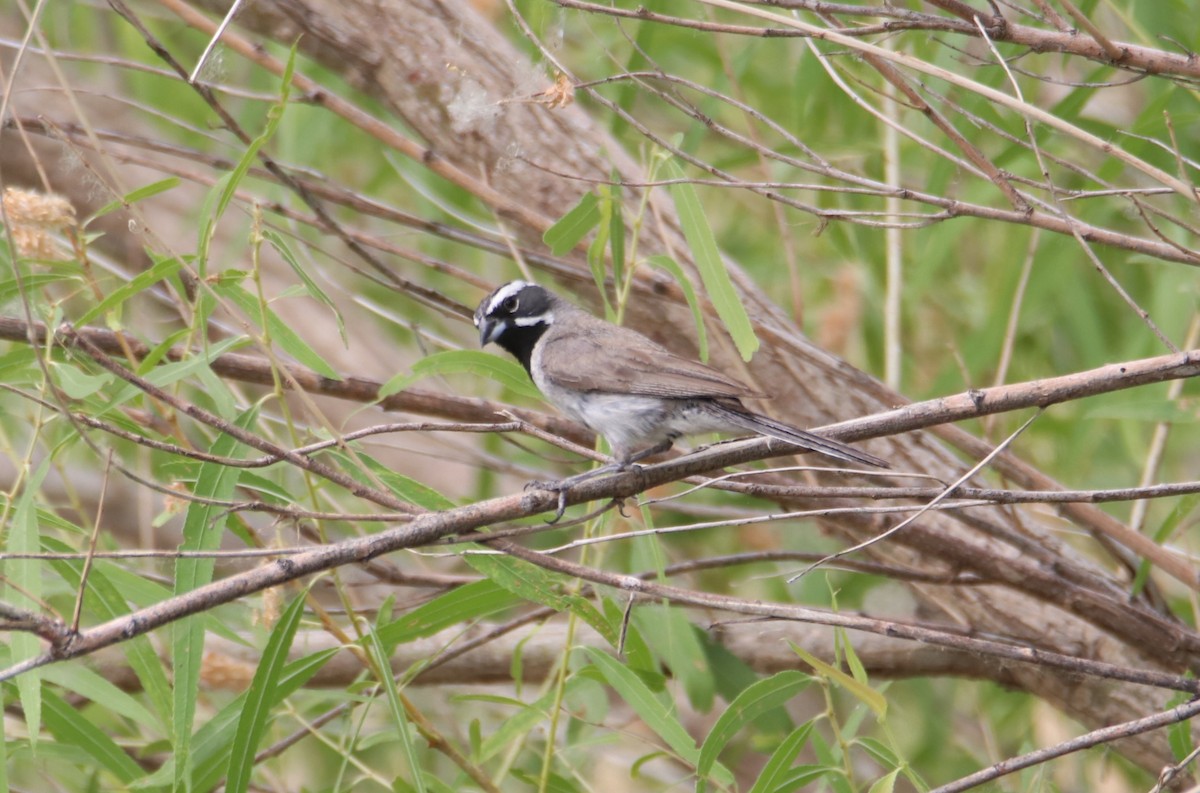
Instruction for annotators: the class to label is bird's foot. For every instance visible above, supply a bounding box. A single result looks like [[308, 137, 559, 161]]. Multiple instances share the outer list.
[[525, 461, 631, 524], [525, 478, 572, 524]]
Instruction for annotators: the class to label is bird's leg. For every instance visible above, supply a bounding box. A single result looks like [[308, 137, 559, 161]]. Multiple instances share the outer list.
[[529, 440, 674, 523]]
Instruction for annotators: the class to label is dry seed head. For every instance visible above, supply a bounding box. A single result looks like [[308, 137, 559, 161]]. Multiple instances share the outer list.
[[2, 187, 77, 259]]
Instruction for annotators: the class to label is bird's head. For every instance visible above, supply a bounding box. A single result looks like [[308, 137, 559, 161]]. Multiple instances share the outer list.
[[474, 280, 558, 368]]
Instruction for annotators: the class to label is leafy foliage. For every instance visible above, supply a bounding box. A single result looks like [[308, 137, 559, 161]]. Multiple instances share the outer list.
[[0, 2, 1197, 792]]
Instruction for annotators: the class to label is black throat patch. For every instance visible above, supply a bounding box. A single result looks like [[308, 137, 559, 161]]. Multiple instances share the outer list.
[[494, 319, 549, 375]]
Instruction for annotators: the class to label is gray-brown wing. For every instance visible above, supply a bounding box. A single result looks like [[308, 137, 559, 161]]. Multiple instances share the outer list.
[[539, 323, 761, 399]]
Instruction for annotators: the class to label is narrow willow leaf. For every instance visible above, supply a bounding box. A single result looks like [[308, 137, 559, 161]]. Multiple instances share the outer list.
[[217, 281, 341, 379], [172, 409, 256, 789], [662, 158, 758, 360], [43, 538, 173, 732], [697, 671, 810, 791], [88, 176, 181, 221], [1135, 492, 1200, 596], [348, 451, 457, 511], [747, 724, 814, 793], [42, 664, 158, 731], [224, 584, 312, 793], [152, 649, 336, 792], [9, 458, 50, 745], [263, 228, 347, 345], [635, 605, 712, 711], [791, 643, 887, 718], [583, 647, 733, 785], [52, 362, 112, 399], [465, 552, 618, 647], [43, 687, 143, 784], [215, 49, 294, 230], [607, 179, 625, 288], [102, 335, 248, 414], [76, 252, 184, 327], [587, 196, 615, 321], [380, 349, 540, 402], [647, 254, 709, 362], [476, 678, 588, 762], [543, 191, 600, 255], [366, 619, 428, 793], [868, 768, 901, 793], [377, 580, 521, 646], [0, 274, 77, 308]]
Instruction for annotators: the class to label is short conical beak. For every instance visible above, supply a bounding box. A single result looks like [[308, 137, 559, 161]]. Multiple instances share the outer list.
[[477, 316, 499, 347]]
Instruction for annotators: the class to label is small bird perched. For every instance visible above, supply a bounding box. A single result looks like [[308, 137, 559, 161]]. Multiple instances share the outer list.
[[474, 281, 887, 513]]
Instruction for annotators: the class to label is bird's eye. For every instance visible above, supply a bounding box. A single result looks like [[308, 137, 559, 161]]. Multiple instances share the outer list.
[[501, 296, 519, 313]]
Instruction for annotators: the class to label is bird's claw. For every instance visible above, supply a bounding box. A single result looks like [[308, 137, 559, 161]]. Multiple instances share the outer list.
[[527, 479, 570, 524]]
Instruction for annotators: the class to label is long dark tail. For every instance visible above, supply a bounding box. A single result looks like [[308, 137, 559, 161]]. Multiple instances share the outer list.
[[710, 404, 889, 469]]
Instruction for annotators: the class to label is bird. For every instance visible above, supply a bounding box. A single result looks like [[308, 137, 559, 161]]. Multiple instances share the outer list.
[[475, 280, 887, 515]]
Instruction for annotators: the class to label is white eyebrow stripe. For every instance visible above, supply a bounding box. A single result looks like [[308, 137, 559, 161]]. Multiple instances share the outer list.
[[513, 311, 552, 327], [485, 281, 531, 314]]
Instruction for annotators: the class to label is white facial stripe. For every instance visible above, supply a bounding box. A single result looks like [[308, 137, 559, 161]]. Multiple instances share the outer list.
[[513, 311, 552, 327], [485, 280, 531, 315]]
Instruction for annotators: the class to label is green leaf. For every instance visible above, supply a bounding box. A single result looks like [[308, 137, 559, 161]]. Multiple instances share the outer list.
[[1133, 492, 1200, 597], [582, 647, 733, 785], [747, 723, 815, 793], [75, 251, 184, 326], [697, 671, 811, 790], [134, 649, 336, 791], [647, 254, 709, 362], [635, 605, 713, 711], [329, 449, 457, 511], [172, 409, 256, 789], [376, 580, 520, 646], [101, 335, 249, 414], [588, 196, 616, 320], [465, 552, 618, 647], [868, 768, 902, 793], [225, 584, 312, 793], [366, 618, 428, 793], [606, 180, 625, 289], [43, 539, 173, 732], [8, 458, 51, 746], [543, 191, 600, 255], [380, 349, 541, 402], [88, 176, 182, 220], [263, 228, 347, 346], [662, 158, 758, 361], [51, 362, 113, 399], [199, 48, 295, 266], [0, 274, 80, 309], [216, 281, 341, 379], [42, 663, 158, 731], [791, 643, 886, 718], [43, 687, 143, 784]]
